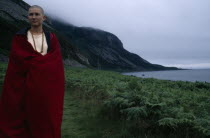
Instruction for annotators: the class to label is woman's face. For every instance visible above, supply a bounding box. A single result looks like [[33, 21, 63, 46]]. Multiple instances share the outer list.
[[28, 8, 46, 27]]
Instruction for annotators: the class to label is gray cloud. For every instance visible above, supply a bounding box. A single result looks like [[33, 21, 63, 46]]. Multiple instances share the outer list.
[[24, 0, 210, 68]]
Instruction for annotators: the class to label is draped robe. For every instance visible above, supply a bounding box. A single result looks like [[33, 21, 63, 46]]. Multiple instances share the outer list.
[[0, 28, 65, 138]]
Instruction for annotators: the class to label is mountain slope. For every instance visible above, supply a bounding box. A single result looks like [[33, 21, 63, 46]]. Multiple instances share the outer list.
[[0, 0, 178, 71], [51, 19, 177, 71]]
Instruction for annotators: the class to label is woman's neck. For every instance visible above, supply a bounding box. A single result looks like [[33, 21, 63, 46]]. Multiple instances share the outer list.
[[30, 26, 43, 35]]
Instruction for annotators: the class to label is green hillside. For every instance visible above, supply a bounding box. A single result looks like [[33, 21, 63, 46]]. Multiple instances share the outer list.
[[0, 62, 209, 138]]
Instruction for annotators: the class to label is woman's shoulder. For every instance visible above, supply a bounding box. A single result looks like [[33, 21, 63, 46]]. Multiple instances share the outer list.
[[15, 27, 30, 36]]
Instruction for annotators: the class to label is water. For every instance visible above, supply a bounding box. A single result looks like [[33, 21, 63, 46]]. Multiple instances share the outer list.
[[122, 69, 210, 83]]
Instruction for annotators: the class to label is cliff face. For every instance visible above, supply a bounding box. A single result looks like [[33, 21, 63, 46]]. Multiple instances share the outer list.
[[51, 20, 177, 71], [0, 0, 177, 71]]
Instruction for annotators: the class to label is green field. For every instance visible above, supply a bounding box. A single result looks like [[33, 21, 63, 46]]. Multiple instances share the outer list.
[[0, 62, 210, 138]]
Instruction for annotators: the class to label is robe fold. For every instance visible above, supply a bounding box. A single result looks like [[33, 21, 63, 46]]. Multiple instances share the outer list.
[[0, 29, 65, 138]]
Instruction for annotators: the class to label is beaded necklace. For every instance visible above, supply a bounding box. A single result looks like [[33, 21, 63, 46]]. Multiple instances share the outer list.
[[30, 30, 44, 53]]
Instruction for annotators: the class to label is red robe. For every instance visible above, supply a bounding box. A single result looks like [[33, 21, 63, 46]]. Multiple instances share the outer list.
[[0, 28, 65, 138]]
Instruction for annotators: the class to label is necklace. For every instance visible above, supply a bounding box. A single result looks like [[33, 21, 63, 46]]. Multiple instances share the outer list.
[[30, 30, 44, 53]]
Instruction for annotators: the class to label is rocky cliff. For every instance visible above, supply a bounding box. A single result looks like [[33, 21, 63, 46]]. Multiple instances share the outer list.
[[51, 20, 177, 71]]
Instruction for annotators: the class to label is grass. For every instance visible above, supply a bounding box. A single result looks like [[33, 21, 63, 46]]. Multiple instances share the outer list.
[[0, 62, 210, 138], [61, 88, 124, 138]]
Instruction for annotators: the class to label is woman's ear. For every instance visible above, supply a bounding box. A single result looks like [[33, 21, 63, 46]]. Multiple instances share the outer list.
[[43, 15, 47, 21]]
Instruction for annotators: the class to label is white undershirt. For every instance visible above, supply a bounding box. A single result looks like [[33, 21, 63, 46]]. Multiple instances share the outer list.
[[27, 31, 48, 55]]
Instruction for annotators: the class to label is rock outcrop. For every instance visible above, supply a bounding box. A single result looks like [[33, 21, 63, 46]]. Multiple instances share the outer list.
[[51, 19, 177, 71]]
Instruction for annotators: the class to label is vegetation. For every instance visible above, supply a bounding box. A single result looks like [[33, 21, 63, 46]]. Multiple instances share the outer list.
[[0, 62, 209, 137], [0, 17, 30, 56]]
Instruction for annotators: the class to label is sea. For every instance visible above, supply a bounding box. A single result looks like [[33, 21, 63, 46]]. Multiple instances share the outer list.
[[122, 69, 210, 83]]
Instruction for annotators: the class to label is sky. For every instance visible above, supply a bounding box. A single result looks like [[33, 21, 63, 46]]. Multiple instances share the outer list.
[[23, 0, 210, 69]]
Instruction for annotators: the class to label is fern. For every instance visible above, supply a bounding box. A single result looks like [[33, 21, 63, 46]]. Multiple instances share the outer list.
[[120, 106, 148, 120]]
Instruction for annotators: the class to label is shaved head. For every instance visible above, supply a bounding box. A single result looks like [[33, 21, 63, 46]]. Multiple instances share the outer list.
[[28, 5, 44, 15]]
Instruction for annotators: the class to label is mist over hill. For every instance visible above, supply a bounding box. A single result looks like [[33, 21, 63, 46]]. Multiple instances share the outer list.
[[0, 0, 178, 71]]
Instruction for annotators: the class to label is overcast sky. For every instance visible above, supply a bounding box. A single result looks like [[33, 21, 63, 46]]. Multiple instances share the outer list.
[[23, 0, 210, 69]]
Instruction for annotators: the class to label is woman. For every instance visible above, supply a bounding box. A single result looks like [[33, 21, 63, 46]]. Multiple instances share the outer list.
[[0, 5, 65, 138]]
